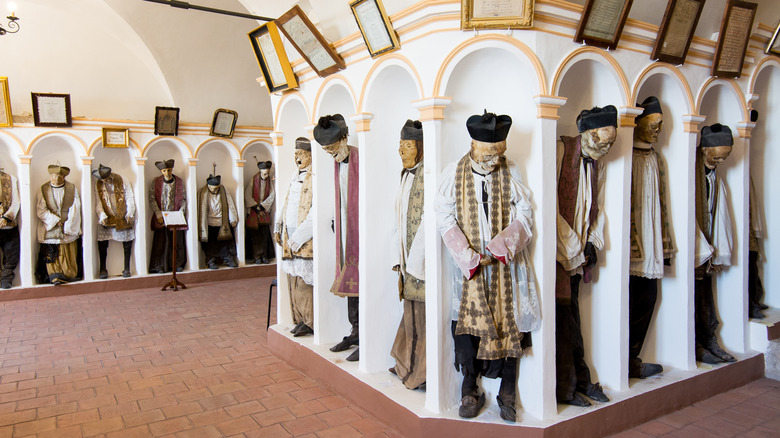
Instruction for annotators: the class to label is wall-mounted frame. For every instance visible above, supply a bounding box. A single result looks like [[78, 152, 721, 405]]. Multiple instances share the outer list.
[[712, 0, 757, 78], [248, 22, 298, 93], [0, 77, 11, 128], [31, 92, 72, 128], [651, 0, 705, 65], [460, 0, 534, 30], [764, 22, 780, 56], [210, 108, 238, 139], [102, 127, 129, 148], [574, 0, 634, 51], [276, 5, 346, 78], [154, 106, 180, 136], [350, 0, 400, 58]]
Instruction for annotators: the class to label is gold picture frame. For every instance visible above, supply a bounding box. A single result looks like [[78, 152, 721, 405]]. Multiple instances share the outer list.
[[764, 22, 780, 56], [0, 77, 11, 128], [350, 0, 400, 58], [712, 0, 757, 78], [651, 0, 705, 65], [248, 21, 298, 93], [209, 108, 238, 139], [574, 0, 634, 51], [102, 127, 129, 148], [461, 0, 535, 30], [276, 5, 346, 78]]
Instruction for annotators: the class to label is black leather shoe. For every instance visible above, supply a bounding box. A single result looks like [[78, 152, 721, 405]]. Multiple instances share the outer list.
[[697, 347, 723, 364], [290, 322, 304, 334], [749, 308, 766, 319], [458, 393, 485, 418], [561, 392, 591, 407], [496, 396, 516, 422], [207, 260, 218, 270], [99, 270, 108, 279], [294, 324, 313, 337], [226, 258, 238, 268], [630, 362, 663, 379], [330, 335, 359, 352], [707, 342, 736, 363], [122, 269, 131, 278], [0, 281, 11, 289], [758, 302, 769, 310], [345, 348, 359, 362], [583, 382, 609, 403]]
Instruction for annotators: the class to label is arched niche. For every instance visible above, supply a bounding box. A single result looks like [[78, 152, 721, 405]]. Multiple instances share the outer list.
[[241, 141, 274, 196], [632, 69, 694, 372], [29, 133, 86, 284], [90, 139, 142, 278], [361, 63, 421, 374], [747, 63, 780, 311], [439, 44, 542, 408], [0, 133, 22, 287]]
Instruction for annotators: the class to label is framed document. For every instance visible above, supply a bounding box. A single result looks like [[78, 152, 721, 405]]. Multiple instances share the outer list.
[[154, 106, 180, 136], [31, 93, 72, 128], [102, 127, 129, 148], [0, 77, 11, 128], [461, 0, 535, 30], [162, 210, 187, 226], [712, 0, 757, 78], [350, 0, 400, 58], [276, 5, 346, 78], [574, 0, 634, 51], [210, 108, 238, 138], [764, 22, 780, 56], [651, 0, 705, 65], [248, 22, 298, 93]]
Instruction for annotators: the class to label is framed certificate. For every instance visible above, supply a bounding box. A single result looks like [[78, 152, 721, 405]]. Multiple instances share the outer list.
[[102, 127, 129, 148], [248, 22, 298, 93], [765, 21, 780, 56], [31, 92, 72, 128], [154, 106, 180, 136], [0, 77, 11, 128], [574, 0, 634, 51], [210, 108, 238, 138], [276, 5, 346, 78], [350, 0, 400, 58], [651, 0, 705, 65], [712, 0, 757, 78], [461, 0, 535, 30]]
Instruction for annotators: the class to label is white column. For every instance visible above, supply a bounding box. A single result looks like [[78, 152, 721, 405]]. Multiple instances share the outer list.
[[18, 156, 34, 286], [81, 156, 96, 281], [412, 97, 451, 413], [187, 158, 200, 270], [271, 132, 294, 326], [134, 157, 149, 275], [235, 159, 246, 266]]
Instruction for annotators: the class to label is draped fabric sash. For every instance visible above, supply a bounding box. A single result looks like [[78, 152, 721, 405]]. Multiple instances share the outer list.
[[331, 147, 360, 297], [247, 173, 272, 229], [151, 176, 186, 231], [42, 182, 76, 241]]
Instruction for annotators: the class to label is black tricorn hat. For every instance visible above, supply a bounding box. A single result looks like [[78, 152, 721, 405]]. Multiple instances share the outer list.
[[466, 110, 512, 143], [206, 174, 221, 185], [91, 164, 111, 180], [295, 137, 311, 151], [700, 123, 733, 148], [400, 119, 423, 141], [155, 159, 175, 170], [750, 110, 758, 123], [48, 164, 70, 177], [313, 114, 348, 146], [258, 161, 272, 170], [636, 96, 662, 121], [577, 105, 618, 133]]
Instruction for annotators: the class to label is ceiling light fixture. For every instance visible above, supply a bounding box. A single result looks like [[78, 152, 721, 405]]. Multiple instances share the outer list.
[[141, 0, 272, 22]]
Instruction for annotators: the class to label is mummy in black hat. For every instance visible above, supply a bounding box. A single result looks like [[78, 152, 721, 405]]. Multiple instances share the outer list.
[[316, 114, 362, 362], [92, 163, 136, 279], [245, 159, 276, 264], [37, 163, 82, 285], [577, 105, 619, 161], [436, 110, 539, 422], [198, 165, 238, 270], [693, 123, 736, 364], [274, 137, 315, 338], [148, 158, 188, 274], [628, 96, 672, 380]]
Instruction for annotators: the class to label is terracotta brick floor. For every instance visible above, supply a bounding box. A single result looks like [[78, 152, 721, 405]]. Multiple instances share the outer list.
[[0, 277, 399, 437], [0, 276, 778, 437]]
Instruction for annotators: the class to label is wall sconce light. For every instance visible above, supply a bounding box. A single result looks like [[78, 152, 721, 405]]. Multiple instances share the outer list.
[[0, 2, 19, 35]]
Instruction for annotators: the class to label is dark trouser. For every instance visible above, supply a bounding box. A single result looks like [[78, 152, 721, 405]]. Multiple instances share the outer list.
[[98, 240, 133, 273], [202, 226, 237, 265], [694, 274, 720, 350], [452, 321, 517, 403], [748, 250, 765, 312], [348, 297, 359, 337], [149, 228, 186, 273], [247, 224, 275, 262], [556, 274, 593, 402], [0, 227, 19, 286], [629, 276, 658, 373]]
